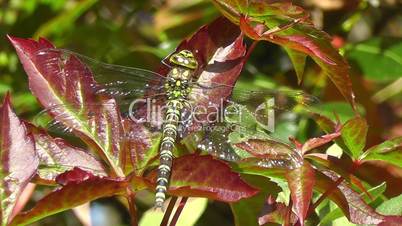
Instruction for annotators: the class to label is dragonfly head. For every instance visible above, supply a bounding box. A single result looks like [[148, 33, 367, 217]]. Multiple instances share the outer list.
[[169, 50, 198, 70]]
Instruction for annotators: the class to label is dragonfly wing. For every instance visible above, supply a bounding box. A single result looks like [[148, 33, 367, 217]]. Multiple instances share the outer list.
[[35, 48, 167, 101], [185, 127, 303, 170], [190, 83, 318, 110], [34, 100, 166, 138], [186, 84, 318, 134]]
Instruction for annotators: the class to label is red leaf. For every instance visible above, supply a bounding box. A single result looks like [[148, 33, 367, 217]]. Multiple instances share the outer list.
[[240, 15, 356, 109], [121, 119, 155, 175], [8, 35, 125, 177], [302, 130, 341, 154], [322, 170, 385, 224], [149, 17, 246, 131], [189, 18, 246, 126], [306, 154, 372, 199], [27, 123, 106, 183], [314, 171, 350, 217], [285, 161, 315, 225], [234, 139, 303, 169], [55, 167, 98, 185], [10, 172, 128, 226], [0, 94, 39, 225], [380, 216, 402, 226], [212, 1, 356, 110], [146, 154, 259, 202]]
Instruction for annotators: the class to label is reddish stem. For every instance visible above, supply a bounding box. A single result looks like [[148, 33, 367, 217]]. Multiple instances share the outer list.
[[126, 188, 138, 226], [243, 40, 259, 64], [160, 197, 178, 226], [169, 197, 188, 226]]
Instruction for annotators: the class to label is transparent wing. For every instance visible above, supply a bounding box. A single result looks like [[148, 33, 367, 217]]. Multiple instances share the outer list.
[[191, 82, 318, 110], [33, 99, 167, 138], [183, 127, 303, 170], [180, 85, 315, 169], [183, 84, 318, 135], [35, 48, 168, 101]]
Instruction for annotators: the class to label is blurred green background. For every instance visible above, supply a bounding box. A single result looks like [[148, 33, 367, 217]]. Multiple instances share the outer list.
[[1, 0, 401, 225]]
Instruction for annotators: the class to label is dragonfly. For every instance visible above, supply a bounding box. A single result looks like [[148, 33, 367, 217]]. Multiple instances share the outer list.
[[34, 48, 318, 209]]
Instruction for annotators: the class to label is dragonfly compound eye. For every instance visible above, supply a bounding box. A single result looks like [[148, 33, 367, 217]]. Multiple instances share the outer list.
[[169, 50, 198, 69]]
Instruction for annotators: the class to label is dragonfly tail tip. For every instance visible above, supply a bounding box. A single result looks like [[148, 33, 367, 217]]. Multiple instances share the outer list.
[[154, 201, 165, 212]]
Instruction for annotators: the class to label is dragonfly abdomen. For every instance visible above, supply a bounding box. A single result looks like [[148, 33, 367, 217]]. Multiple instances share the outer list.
[[155, 50, 197, 209], [155, 100, 183, 208]]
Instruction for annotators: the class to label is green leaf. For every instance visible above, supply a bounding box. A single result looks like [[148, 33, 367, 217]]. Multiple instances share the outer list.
[[34, 0, 98, 38], [341, 117, 368, 159], [376, 194, 402, 216], [346, 37, 402, 82], [360, 136, 402, 167], [310, 102, 365, 124], [284, 48, 307, 83], [230, 175, 280, 226]]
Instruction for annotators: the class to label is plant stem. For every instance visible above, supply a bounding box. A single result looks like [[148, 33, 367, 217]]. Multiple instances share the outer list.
[[126, 188, 138, 226], [160, 197, 178, 226], [169, 197, 188, 226], [243, 40, 259, 64]]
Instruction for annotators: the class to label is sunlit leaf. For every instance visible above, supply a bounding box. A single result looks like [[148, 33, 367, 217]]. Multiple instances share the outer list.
[[284, 47, 307, 83], [27, 123, 107, 183], [145, 154, 259, 203], [286, 161, 315, 225], [376, 194, 402, 225], [322, 170, 385, 225], [302, 130, 341, 154], [121, 119, 157, 176], [319, 182, 387, 225], [360, 136, 402, 168], [310, 102, 364, 124], [8, 35, 125, 177], [212, 0, 356, 109], [341, 117, 368, 159], [10, 168, 128, 226], [0, 94, 39, 226]]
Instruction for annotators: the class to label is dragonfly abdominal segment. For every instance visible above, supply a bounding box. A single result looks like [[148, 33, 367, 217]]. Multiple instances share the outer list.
[[155, 50, 198, 209]]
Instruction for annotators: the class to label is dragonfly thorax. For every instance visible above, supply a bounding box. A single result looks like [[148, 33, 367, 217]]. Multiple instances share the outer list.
[[165, 67, 192, 100]]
